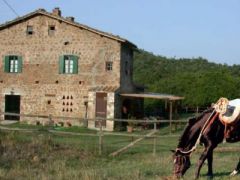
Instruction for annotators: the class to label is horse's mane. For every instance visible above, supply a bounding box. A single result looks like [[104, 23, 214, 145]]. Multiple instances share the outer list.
[[177, 108, 214, 148]]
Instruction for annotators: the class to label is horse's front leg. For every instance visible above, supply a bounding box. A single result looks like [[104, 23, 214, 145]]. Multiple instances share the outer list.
[[195, 146, 213, 179], [207, 149, 213, 178], [230, 158, 240, 176]]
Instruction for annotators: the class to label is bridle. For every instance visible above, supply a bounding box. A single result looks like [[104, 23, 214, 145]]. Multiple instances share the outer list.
[[173, 154, 190, 175], [176, 109, 219, 155], [175, 98, 229, 155]]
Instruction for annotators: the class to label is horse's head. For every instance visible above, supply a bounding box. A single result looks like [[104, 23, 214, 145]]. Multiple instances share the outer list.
[[172, 149, 191, 178]]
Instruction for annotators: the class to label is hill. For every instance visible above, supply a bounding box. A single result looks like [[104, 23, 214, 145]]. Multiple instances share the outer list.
[[133, 50, 240, 110]]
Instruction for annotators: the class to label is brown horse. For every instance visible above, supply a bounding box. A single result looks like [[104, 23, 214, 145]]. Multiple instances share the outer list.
[[172, 108, 240, 179]]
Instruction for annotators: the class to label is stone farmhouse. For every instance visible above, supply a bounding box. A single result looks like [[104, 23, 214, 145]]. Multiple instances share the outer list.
[[0, 8, 143, 131]]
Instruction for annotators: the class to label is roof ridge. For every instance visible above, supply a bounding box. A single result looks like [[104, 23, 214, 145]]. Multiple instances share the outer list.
[[0, 8, 136, 48]]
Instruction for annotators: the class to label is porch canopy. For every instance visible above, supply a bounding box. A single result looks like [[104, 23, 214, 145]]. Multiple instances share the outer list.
[[120, 92, 184, 101], [120, 92, 184, 127]]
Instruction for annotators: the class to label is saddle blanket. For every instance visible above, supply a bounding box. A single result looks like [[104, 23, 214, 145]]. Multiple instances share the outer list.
[[229, 99, 240, 107], [225, 99, 240, 117], [221, 99, 240, 124]]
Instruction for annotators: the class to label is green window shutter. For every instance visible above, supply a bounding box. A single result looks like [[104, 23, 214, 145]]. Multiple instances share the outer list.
[[72, 55, 78, 74], [4, 56, 10, 73], [59, 55, 64, 74], [18, 56, 23, 73]]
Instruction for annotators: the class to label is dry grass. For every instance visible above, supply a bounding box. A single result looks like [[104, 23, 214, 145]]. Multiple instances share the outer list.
[[0, 129, 240, 179]]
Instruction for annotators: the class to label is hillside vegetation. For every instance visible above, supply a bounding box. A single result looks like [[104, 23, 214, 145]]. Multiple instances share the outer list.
[[133, 50, 240, 109]]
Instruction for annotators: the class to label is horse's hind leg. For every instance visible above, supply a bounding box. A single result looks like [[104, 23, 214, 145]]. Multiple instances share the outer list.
[[230, 158, 240, 176]]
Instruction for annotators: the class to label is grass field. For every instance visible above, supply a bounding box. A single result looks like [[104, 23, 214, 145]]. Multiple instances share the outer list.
[[0, 123, 240, 180]]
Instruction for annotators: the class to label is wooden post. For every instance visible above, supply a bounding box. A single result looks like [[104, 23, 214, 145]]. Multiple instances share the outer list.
[[169, 101, 173, 134], [99, 119, 103, 156], [165, 100, 168, 111], [48, 114, 53, 124], [48, 114, 52, 121], [153, 122, 157, 155], [174, 101, 178, 130], [83, 100, 88, 128]]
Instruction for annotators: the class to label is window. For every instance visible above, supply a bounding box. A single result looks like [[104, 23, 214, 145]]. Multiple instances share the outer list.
[[59, 55, 78, 74], [9, 56, 19, 73], [105, 61, 113, 71], [64, 56, 74, 73], [48, 25, 55, 36], [26, 26, 33, 35], [4, 55, 22, 73]]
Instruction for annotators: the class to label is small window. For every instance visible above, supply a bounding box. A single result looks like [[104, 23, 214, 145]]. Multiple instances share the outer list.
[[26, 26, 33, 35], [4, 55, 22, 73], [48, 25, 55, 36], [106, 61, 113, 71]]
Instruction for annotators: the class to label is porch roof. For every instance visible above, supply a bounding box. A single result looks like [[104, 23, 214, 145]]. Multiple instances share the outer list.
[[120, 92, 184, 101]]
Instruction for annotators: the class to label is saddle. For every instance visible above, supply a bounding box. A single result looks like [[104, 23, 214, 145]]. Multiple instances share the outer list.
[[214, 98, 240, 125], [214, 98, 240, 142]]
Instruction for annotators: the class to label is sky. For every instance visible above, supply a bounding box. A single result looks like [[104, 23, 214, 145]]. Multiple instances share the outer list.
[[0, 0, 240, 65]]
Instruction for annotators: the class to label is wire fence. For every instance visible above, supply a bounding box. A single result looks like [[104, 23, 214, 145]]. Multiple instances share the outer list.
[[0, 112, 190, 156]]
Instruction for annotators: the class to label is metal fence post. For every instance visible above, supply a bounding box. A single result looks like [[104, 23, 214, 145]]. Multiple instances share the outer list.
[[99, 119, 103, 156], [153, 122, 157, 155]]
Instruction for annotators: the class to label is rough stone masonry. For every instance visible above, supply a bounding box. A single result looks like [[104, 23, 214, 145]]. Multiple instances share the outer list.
[[0, 8, 138, 131]]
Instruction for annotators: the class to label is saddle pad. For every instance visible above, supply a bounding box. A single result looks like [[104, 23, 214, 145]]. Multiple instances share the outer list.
[[229, 99, 240, 107], [220, 99, 240, 124]]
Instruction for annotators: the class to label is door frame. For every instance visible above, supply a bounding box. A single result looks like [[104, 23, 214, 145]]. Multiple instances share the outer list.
[[4, 94, 21, 121]]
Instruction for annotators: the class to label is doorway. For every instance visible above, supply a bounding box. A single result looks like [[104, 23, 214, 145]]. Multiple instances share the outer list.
[[5, 95, 20, 120], [95, 92, 107, 127]]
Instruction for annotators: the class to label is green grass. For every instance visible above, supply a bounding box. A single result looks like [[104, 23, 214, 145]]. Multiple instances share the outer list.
[[0, 123, 240, 179]]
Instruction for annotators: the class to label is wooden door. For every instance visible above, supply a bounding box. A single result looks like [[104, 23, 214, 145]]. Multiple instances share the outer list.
[[95, 93, 107, 127]]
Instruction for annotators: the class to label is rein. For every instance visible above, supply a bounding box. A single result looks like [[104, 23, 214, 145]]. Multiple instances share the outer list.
[[177, 110, 219, 155]]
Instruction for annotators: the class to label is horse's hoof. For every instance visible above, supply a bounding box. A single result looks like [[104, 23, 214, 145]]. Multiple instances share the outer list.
[[230, 170, 238, 176], [207, 175, 213, 179]]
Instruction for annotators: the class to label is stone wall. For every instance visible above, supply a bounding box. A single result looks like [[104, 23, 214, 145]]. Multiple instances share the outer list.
[[0, 14, 124, 129]]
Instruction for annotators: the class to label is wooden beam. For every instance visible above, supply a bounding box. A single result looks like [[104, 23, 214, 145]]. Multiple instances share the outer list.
[[120, 93, 184, 100], [109, 130, 157, 157]]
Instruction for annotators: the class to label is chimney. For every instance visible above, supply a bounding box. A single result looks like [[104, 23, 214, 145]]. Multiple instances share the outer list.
[[52, 7, 61, 16], [66, 16, 75, 22]]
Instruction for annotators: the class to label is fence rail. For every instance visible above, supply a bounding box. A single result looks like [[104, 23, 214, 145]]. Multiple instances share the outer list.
[[0, 112, 190, 156], [0, 112, 191, 123]]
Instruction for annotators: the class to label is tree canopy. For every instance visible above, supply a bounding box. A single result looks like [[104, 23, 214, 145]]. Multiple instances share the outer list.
[[133, 50, 240, 109]]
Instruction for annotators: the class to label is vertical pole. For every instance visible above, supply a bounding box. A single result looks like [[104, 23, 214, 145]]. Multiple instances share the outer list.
[[99, 119, 103, 156], [153, 122, 157, 155], [169, 101, 173, 134], [48, 114, 53, 124], [84, 101, 88, 127], [175, 101, 178, 130], [196, 106, 199, 115], [165, 100, 168, 110]]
